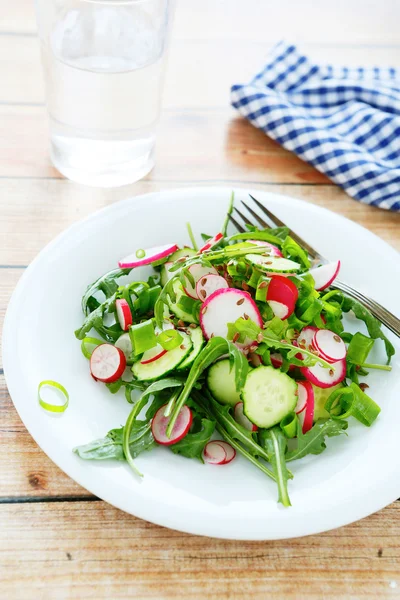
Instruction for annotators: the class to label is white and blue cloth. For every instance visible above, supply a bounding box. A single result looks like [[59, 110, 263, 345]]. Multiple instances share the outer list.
[[231, 42, 400, 211]]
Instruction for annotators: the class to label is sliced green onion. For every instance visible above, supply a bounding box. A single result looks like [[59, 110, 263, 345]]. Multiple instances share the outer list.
[[280, 413, 297, 438], [38, 380, 69, 413], [129, 320, 157, 355], [136, 248, 145, 259], [347, 332, 374, 364], [324, 383, 381, 426], [147, 285, 162, 309], [255, 276, 270, 302], [81, 336, 104, 359], [186, 222, 198, 251], [158, 329, 183, 351], [247, 268, 262, 289]]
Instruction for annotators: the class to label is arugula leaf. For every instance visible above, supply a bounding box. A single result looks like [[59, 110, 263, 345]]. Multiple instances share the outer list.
[[258, 427, 292, 507], [286, 419, 348, 462], [170, 417, 215, 460], [193, 390, 277, 482], [73, 420, 154, 461], [282, 236, 311, 269], [165, 337, 248, 437], [82, 268, 132, 315], [75, 293, 119, 341], [341, 297, 395, 364]]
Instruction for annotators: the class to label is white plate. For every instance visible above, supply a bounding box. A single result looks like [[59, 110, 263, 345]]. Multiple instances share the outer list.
[[3, 187, 400, 540]]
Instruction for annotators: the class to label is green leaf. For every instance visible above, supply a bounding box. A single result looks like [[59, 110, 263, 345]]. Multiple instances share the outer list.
[[165, 337, 248, 437], [73, 420, 154, 461], [286, 419, 348, 462], [75, 293, 119, 341], [169, 417, 215, 460], [226, 230, 285, 246], [82, 268, 131, 315], [342, 297, 395, 364], [258, 427, 292, 507]]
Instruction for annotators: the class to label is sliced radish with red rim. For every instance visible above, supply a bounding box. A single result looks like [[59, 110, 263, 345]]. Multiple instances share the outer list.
[[140, 322, 174, 365], [115, 333, 132, 360], [199, 288, 263, 345], [183, 264, 218, 299], [296, 326, 318, 359], [296, 381, 315, 433], [301, 358, 346, 389], [116, 299, 132, 331], [118, 244, 178, 268], [151, 404, 193, 445], [199, 232, 224, 253], [196, 274, 228, 302], [90, 344, 126, 383], [267, 275, 298, 320], [308, 260, 341, 291], [312, 329, 346, 363], [234, 402, 258, 432], [203, 440, 236, 464]]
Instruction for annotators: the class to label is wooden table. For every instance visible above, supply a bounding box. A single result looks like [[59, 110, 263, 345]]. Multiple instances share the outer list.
[[1, 1, 400, 598]]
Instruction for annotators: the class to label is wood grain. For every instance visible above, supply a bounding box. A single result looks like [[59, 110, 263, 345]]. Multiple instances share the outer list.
[[1, 501, 400, 600], [1, 0, 400, 597]]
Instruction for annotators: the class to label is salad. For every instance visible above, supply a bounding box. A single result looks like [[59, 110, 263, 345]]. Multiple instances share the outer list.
[[74, 197, 394, 506]]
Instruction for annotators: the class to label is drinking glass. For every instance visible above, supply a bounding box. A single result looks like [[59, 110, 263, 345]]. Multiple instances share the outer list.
[[34, 0, 173, 187]]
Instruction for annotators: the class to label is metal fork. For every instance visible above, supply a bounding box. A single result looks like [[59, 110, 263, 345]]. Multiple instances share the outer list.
[[229, 194, 400, 338]]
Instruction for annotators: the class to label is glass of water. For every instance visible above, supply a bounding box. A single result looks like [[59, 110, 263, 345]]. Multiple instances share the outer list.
[[34, 0, 172, 187]]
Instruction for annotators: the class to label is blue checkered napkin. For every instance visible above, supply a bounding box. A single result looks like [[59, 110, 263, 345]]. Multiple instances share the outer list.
[[231, 41, 400, 211]]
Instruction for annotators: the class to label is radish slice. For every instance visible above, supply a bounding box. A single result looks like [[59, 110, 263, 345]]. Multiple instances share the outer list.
[[151, 404, 193, 445], [116, 299, 132, 331], [308, 260, 341, 291], [183, 264, 218, 300], [118, 244, 178, 268], [203, 441, 227, 465], [234, 402, 258, 432], [270, 352, 284, 369], [267, 275, 299, 320], [199, 232, 224, 253], [196, 274, 229, 302], [296, 381, 315, 433], [296, 326, 319, 359], [313, 329, 347, 363], [301, 358, 346, 389], [140, 322, 174, 365], [140, 346, 167, 365], [199, 288, 263, 343], [90, 344, 126, 383], [247, 240, 283, 257], [115, 333, 133, 360], [216, 441, 236, 463]]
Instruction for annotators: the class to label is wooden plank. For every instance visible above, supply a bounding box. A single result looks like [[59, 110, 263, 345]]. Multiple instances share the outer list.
[[1, 501, 400, 599], [1, 36, 400, 107], [3, 0, 400, 45], [0, 105, 329, 180], [0, 181, 399, 268]]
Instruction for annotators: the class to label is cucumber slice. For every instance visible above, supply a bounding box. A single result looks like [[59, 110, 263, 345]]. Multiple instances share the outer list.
[[167, 280, 198, 324], [132, 332, 192, 381], [177, 327, 204, 370], [313, 383, 343, 421], [242, 366, 297, 428], [160, 248, 197, 287], [245, 255, 300, 273], [207, 359, 242, 406]]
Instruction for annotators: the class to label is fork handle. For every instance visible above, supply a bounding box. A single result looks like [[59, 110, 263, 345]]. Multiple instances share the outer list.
[[331, 279, 400, 338]]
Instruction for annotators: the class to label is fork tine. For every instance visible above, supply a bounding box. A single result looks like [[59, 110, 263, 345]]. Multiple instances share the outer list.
[[233, 207, 252, 226], [240, 200, 270, 229], [248, 194, 322, 261], [249, 194, 286, 228], [228, 214, 245, 233]]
